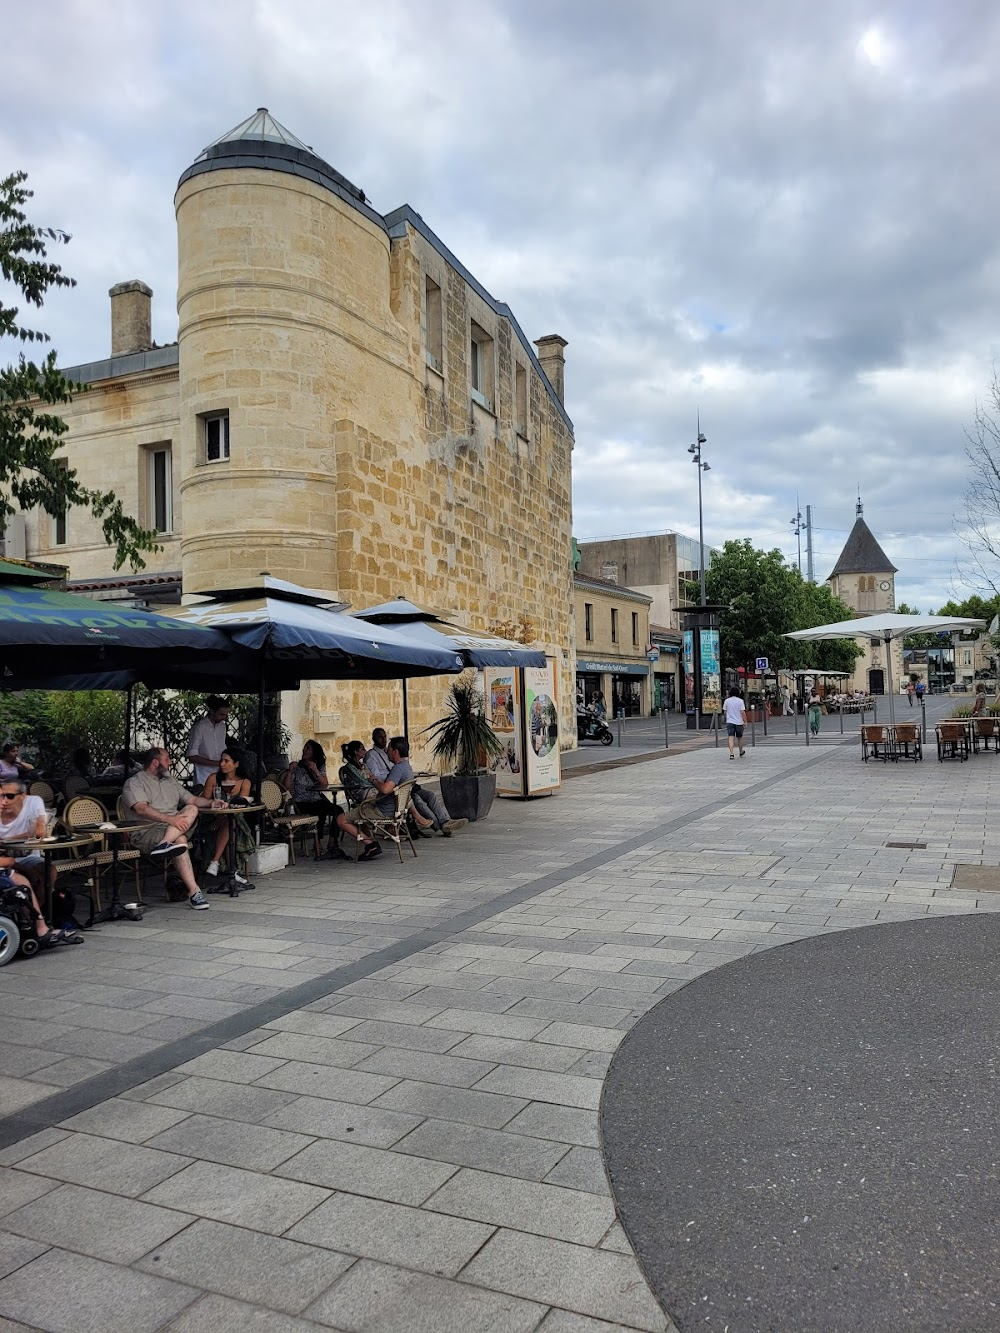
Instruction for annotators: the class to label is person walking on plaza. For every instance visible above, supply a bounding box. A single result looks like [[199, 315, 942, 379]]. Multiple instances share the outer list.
[[906, 680, 916, 707], [972, 682, 987, 717], [915, 679, 925, 705], [724, 686, 747, 759], [781, 685, 793, 716], [185, 695, 231, 790], [807, 686, 823, 736]]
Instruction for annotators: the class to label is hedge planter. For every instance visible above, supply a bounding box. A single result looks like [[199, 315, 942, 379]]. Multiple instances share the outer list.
[[441, 772, 497, 822]]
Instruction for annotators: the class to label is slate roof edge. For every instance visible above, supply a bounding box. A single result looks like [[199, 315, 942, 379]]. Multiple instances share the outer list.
[[60, 344, 179, 385]]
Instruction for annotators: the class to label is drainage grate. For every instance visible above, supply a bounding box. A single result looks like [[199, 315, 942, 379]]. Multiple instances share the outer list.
[[885, 841, 927, 849], [951, 864, 1000, 892]]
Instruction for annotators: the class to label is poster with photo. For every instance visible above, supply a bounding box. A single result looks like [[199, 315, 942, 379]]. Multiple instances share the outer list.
[[700, 627, 722, 713], [484, 667, 523, 795], [525, 660, 561, 794], [683, 629, 695, 714]]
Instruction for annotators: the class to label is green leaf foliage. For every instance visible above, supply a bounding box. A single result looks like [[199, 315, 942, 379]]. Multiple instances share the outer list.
[[423, 675, 503, 776], [1, 171, 159, 570], [704, 538, 862, 675]]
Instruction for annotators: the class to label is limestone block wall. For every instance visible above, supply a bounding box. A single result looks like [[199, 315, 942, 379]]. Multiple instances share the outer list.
[[21, 368, 182, 581]]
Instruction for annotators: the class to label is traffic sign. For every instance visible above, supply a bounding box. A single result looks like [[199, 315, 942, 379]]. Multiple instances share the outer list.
[[755, 656, 769, 672], [647, 647, 660, 662]]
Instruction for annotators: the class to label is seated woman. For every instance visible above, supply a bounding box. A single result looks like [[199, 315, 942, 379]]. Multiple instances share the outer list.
[[284, 740, 339, 851], [0, 780, 80, 945], [202, 749, 254, 883], [0, 743, 34, 781]]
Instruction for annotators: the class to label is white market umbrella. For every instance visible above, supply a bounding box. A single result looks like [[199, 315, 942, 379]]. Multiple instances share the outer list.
[[784, 614, 988, 722]]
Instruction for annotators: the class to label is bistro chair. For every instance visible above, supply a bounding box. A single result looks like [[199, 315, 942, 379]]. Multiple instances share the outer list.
[[65, 795, 144, 904], [260, 778, 319, 865], [28, 780, 55, 806], [891, 723, 922, 763], [861, 724, 890, 763], [354, 779, 417, 864], [974, 717, 1000, 754], [936, 721, 970, 763], [45, 813, 101, 921], [62, 775, 91, 799]]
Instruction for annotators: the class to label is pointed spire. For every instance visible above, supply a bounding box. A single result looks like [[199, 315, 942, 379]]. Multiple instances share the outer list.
[[856, 491, 864, 518]]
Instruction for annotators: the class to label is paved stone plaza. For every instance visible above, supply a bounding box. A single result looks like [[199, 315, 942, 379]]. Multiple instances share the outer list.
[[0, 715, 997, 1331]]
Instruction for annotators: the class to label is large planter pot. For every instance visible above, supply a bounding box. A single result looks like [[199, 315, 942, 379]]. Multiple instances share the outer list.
[[440, 772, 497, 822]]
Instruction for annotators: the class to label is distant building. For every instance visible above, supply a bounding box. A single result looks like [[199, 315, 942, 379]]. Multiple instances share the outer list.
[[826, 500, 902, 694], [573, 572, 652, 716]]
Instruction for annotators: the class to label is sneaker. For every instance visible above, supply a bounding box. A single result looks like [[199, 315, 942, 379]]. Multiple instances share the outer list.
[[188, 890, 209, 910], [206, 860, 219, 876], [739, 749, 746, 757], [442, 819, 468, 833], [362, 841, 383, 859], [729, 753, 735, 760], [151, 841, 186, 859], [234, 872, 248, 884]]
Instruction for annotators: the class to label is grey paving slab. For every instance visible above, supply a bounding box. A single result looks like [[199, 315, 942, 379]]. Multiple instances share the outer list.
[[16, 1132, 191, 1198], [145, 1075, 300, 1124], [446, 1033, 583, 1072], [0, 1079, 56, 1118], [373, 1079, 526, 1128], [142, 1160, 329, 1235], [0, 1247, 198, 1333], [542, 1146, 610, 1194], [426, 1165, 615, 1244], [461, 1229, 668, 1331], [0, 1233, 47, 1283], [536, 1312, 665, 1333], [0, 1132, 67, 1169], [254, 1061, 401, 1104], [473, 1066, 603, 1110], [286, 1192, 494, 1276], [173, 1050, 289, 1083], [2, 1182, 193, 1263], [277, 1137, 458, 1205], [262, 1093, 424, 1148], [56, 1096, 191, 1144], [159, 1293, 325, 1333], [0, 1170, 59, 1221], [305, 1258, 545, 1333], [424, 1008, 550, 1039], [137, 1217, 353, 1314], [394, 1118, 571, 1181], [353, 1046, 497, 1087], [145, 1114, 314, 1171], [504, 1103, 602, 1148]]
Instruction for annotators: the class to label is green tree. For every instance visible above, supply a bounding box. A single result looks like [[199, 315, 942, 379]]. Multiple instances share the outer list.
[[704, 539, 860, 675], [1, 171, 159, 569]]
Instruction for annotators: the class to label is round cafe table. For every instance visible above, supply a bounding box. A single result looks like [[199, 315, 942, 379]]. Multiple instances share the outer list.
[[0, 833, 98, 923], [199, 803, 266, 897], [71, 821, 148, 925]]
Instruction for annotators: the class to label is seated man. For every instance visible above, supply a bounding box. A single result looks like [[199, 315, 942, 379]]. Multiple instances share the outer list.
[[367, 726, 466, 837], [123, 747, 227, 911], [337, 734, 416, 860], [0, 780, 80, 946]]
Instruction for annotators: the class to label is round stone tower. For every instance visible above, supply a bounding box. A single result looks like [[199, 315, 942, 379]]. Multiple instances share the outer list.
[[174, 109, 400, 593]]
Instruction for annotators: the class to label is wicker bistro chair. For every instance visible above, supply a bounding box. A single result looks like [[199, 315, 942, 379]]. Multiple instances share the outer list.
[[936, 721, 970, 763], [28, 780, 55, 806], [974, 717, 1000, 754], [891, 723, 922, 763], [861, 724, 891, 763], [353, 780, 418, 864], [260, 778, 320, 865], [64, 796, 145, 904], [62, 775, 91, 800]]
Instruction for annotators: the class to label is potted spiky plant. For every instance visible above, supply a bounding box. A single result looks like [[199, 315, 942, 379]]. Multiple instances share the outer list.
[[425, 677, 503, 821]]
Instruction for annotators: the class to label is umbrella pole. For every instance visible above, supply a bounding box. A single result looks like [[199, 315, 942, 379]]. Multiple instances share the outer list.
[[255, 673, 266, 803], [123, 685, 133, 776], [402, 678, 409, 742]]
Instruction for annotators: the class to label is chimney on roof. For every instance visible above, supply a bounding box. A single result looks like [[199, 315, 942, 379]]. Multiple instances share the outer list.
[[109, 280, 153, 356], [534, 334, 568, 404]]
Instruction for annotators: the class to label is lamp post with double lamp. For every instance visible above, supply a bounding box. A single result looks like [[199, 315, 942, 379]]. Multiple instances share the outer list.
[[687, 422, 710, 606]]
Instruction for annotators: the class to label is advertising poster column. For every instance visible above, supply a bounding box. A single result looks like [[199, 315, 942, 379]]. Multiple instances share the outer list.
[[484, 667, 523, 796], [524, 660, 561, 795], [683, 629, 695, 715], [699, 627, 722, 715]]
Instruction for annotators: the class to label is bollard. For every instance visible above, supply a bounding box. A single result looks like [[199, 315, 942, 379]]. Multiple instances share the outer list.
[[805, 713, 810, 745], [751, 709, 756, 748], [873, 697, 877, 724], [762, 703, 768, 737], [663, 707, 669, 750], [713, 711, 720, 747], [617, 716, 623, 747], [794, 704, 799, 736], [921, 698, 926, 745], [839, 701, 844, 734]]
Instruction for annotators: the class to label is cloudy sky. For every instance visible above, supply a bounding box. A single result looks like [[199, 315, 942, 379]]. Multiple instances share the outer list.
[[3, 0, 999, 609]]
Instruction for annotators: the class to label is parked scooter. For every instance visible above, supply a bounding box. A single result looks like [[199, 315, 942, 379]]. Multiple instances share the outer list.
[[577, 707, 614, 745]]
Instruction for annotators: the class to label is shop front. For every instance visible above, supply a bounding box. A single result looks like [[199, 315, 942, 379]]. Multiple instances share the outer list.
[[576, 658, 648, 717]]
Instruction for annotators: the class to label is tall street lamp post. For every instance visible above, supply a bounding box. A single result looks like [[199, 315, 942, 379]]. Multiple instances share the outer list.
[[687, 418, 710, 605]]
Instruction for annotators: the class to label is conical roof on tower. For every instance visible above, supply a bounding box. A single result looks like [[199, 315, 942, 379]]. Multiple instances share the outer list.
[[194, 108, 313, 160], [827, 500, 897, 579]]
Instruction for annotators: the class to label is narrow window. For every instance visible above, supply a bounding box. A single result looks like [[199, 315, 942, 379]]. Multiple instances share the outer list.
[[425, 277, 442, 370], [148, 446, 172, 533], [515, 363, 527, 435], [202, 412, 230, 463], [611, 608, 619, 644], [584, 602, 593, 642], [51, 459, 67, 547], [632, 611, 639, 646], [470, 322, 495, 409]]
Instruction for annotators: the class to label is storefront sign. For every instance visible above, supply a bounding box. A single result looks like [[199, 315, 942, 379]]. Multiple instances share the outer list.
[[576, 659, 646, 675]]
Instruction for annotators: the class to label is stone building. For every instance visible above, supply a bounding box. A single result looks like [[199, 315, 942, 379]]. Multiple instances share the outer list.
[[22, 110, 575, 755], [826, 500, 903, 695], [573, 572, 652, 716]]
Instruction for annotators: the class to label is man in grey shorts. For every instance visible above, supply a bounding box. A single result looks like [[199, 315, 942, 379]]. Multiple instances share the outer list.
[[123, 748, 227, 910]]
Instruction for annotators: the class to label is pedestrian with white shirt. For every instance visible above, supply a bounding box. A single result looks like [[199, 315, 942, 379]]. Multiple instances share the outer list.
[[185, 695, 230, 790], [723, 687, 747, 759]]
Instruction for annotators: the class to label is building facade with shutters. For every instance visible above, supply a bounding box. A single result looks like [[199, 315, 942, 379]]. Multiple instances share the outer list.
[[573, 572, 653, 717], [20, 110, 576, 755]]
